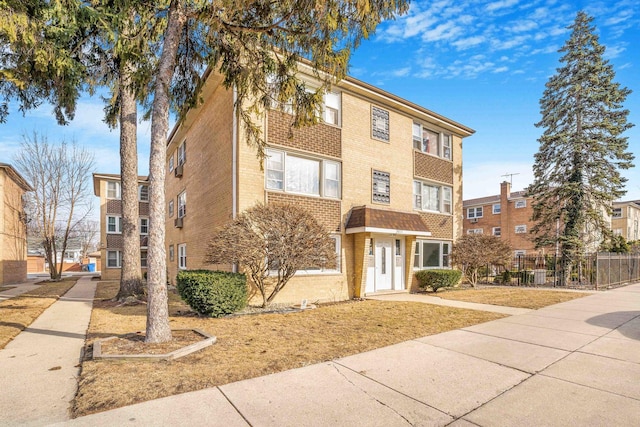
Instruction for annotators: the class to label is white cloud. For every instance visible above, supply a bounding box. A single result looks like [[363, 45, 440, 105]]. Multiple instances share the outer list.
[[452, 36, 486, 50], [604, 44, 626, 59], [493, 66, 509, 73], [485, 0, 520, 13], [508, 20, 538, 33]]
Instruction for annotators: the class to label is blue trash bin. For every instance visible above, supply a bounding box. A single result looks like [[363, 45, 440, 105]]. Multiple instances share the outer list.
[[87, 263, 96, 272]]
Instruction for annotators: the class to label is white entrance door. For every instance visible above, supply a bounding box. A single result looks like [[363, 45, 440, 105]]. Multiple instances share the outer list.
[[374, 238, 393, 291]]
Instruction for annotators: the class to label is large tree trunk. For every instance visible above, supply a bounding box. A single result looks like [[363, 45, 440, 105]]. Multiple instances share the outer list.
[[146, 0, 186, 343], [117, 65, 144, 300]]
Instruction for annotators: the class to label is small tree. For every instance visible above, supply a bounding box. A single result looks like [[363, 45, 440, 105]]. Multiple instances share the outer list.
[[450, 235, 513, 287], [206, 204, 336, 307], [601, 234, 630, 253], [15, 132, 95, 280]]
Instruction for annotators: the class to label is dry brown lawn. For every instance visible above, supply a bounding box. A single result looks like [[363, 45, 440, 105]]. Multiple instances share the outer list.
[[73, 281, 506, 417], [436, 287, 589, 309], [0, 277, 78, 349]]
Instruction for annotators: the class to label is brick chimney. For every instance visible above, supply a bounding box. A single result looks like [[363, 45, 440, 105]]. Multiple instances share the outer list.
[[500, 181, 511, 199]]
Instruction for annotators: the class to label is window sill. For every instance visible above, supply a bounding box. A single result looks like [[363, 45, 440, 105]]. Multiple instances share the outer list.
[[416, 209, 452, 216]]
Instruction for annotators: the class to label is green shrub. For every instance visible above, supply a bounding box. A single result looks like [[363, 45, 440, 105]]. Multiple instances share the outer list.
[[176, 270, 247, 317], [415, 269, 462, 292], [501, 270, 512, 284], [519, 270, 534, 284]]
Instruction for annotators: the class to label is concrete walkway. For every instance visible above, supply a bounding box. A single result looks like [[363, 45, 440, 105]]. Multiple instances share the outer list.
[[0, 276, 97, 426], [53, 283, 640, 426], [0, 278, 42, 302], [367, 291, 533, 315]]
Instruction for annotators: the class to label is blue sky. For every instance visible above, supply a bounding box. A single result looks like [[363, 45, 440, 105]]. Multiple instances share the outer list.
[[1, 0, 638, 203]]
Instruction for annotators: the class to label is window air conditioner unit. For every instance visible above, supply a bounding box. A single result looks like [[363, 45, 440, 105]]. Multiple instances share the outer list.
[[174, 164, 183, 177], [470, 218, 478, 223], [174, 217, 183, 228]]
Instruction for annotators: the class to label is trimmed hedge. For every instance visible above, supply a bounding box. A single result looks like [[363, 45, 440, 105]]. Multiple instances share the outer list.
[[415, 269, 462, 292], [176, 270, 247, 317]]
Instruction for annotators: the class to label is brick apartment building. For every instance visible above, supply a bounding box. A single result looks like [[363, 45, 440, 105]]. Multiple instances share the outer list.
[[463, 181, 540, 256], [93, 173, 149, 280], [0, 163, 33, 284], [164, 66, 474, 304], [612, 200, 640, 241], [165, 70, 474, 302]]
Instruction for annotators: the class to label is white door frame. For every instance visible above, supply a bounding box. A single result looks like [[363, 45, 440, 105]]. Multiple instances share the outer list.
[[365, 234, 406, 294]]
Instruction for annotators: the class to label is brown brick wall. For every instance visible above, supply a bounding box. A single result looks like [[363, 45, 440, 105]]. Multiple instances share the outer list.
[[1, 260, 27, 284], [463, 183, 542, 254], [106, 234, 124, 249], [418, 212, 453, 240], [266, 192, 342, 232], [414, 151, 453, 184], [106, 199, 121, 214], [267, 110, 341, 158]]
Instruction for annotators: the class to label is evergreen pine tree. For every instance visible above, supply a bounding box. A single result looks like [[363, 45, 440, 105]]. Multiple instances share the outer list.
[[529, 11, 634, 284]]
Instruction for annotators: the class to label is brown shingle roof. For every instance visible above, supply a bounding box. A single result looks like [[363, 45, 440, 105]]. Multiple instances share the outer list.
[[345, 206, 431, 235]]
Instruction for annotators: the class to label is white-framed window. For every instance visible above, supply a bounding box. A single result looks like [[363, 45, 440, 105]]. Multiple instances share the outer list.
[[169, 244, 175, 262], [515, 199, 527, 209], [168, 200, 174, 217], [139, 185, 149, 202], [492, 227, 501, 236], [140, 250, 147, 268], [414, 240, 451, 269], [372, 106, 389, 142], [177, 141, 186, 166], [515, 224, 527, 234], [413, 123, 452, 160], [613, 228, 623, 236], [168, 154, 174, 173], [612, 208, 622, 218], [413, 180, 452, 214], [372, 170, 390, 204], [106, 250, 122, 268], [323, 92, 341, 126], [178, 244, 187, 269], [106, 215, 123, 234], [177, 191, 186, 218], [467, 228, 483, 235], [467, 207, 483, 219], [265, 149, 341, 198], [493, 204, 501, 214], [106, 181, 121, 199], [297, 235, 341, 274], [139, 218, 149, 235], [324, 161, 341, 198]]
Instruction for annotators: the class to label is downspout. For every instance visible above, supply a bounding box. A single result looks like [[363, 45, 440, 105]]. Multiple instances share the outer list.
[[232, 86, 238, 273]]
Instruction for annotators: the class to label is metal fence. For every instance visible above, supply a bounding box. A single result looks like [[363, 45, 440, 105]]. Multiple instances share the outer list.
[[477, 253, 640, 290]]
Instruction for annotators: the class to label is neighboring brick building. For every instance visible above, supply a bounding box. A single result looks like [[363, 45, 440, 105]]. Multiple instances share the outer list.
[[0, 163, 33, 285], [165, 69, 474, 304], [93, 173, 149, 280], [612, 200, 640, 241], [463, 181, 539, 256]]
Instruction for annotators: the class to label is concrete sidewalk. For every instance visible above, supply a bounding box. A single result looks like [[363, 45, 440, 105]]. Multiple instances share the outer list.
[[0, 276, 97, 426], [367, 291, 533, 315], [0, 277, 42, 302], [57, 283, 640, 426]]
